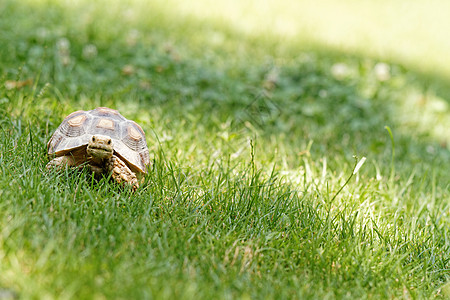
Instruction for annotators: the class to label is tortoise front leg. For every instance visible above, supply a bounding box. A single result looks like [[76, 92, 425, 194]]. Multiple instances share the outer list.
[[107, 155, 139, 190], [46, 156, 79, 171], [47, 155, 102, 177]]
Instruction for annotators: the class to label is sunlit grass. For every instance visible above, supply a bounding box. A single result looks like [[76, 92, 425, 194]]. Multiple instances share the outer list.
[[157, 0, 450, 78]]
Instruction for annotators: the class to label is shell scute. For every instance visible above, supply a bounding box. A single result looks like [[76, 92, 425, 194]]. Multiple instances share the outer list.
[[96, 118, 115, 130], [68, 114, 86, 127], [59, 117, 86, 137], [121, 122, 146, 152]]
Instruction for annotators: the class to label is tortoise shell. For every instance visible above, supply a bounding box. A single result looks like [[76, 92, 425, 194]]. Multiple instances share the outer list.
[[47, 107, 150, 174]]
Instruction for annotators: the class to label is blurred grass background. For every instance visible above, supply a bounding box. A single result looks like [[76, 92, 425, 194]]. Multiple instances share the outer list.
[[2, 0, 449, 147], [165, 0, 450, 77]]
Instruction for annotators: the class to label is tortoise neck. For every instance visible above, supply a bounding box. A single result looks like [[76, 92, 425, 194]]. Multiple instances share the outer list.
[[88, 156, 109, 166]]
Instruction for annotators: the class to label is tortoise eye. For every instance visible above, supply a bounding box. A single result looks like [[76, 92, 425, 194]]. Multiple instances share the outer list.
[[92, 136, 96, 142], [107, 139, 111, 145]]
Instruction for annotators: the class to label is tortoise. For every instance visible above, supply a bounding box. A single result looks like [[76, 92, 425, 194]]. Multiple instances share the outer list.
[[46, 107, 150, 190]]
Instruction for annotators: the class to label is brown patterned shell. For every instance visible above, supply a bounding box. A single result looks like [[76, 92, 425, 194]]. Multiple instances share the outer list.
[[47, 107, 150, 174]]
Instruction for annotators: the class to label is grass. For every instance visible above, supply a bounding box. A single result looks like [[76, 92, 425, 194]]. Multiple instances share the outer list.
[[1, 0, 449, 298], [160, 0, 450, 80]]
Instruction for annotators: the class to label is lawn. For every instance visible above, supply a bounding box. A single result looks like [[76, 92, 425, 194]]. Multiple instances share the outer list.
[[0, 0, 449, 299]]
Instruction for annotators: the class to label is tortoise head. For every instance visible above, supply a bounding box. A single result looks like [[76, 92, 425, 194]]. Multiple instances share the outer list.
[[87, 134, 114, 160]]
